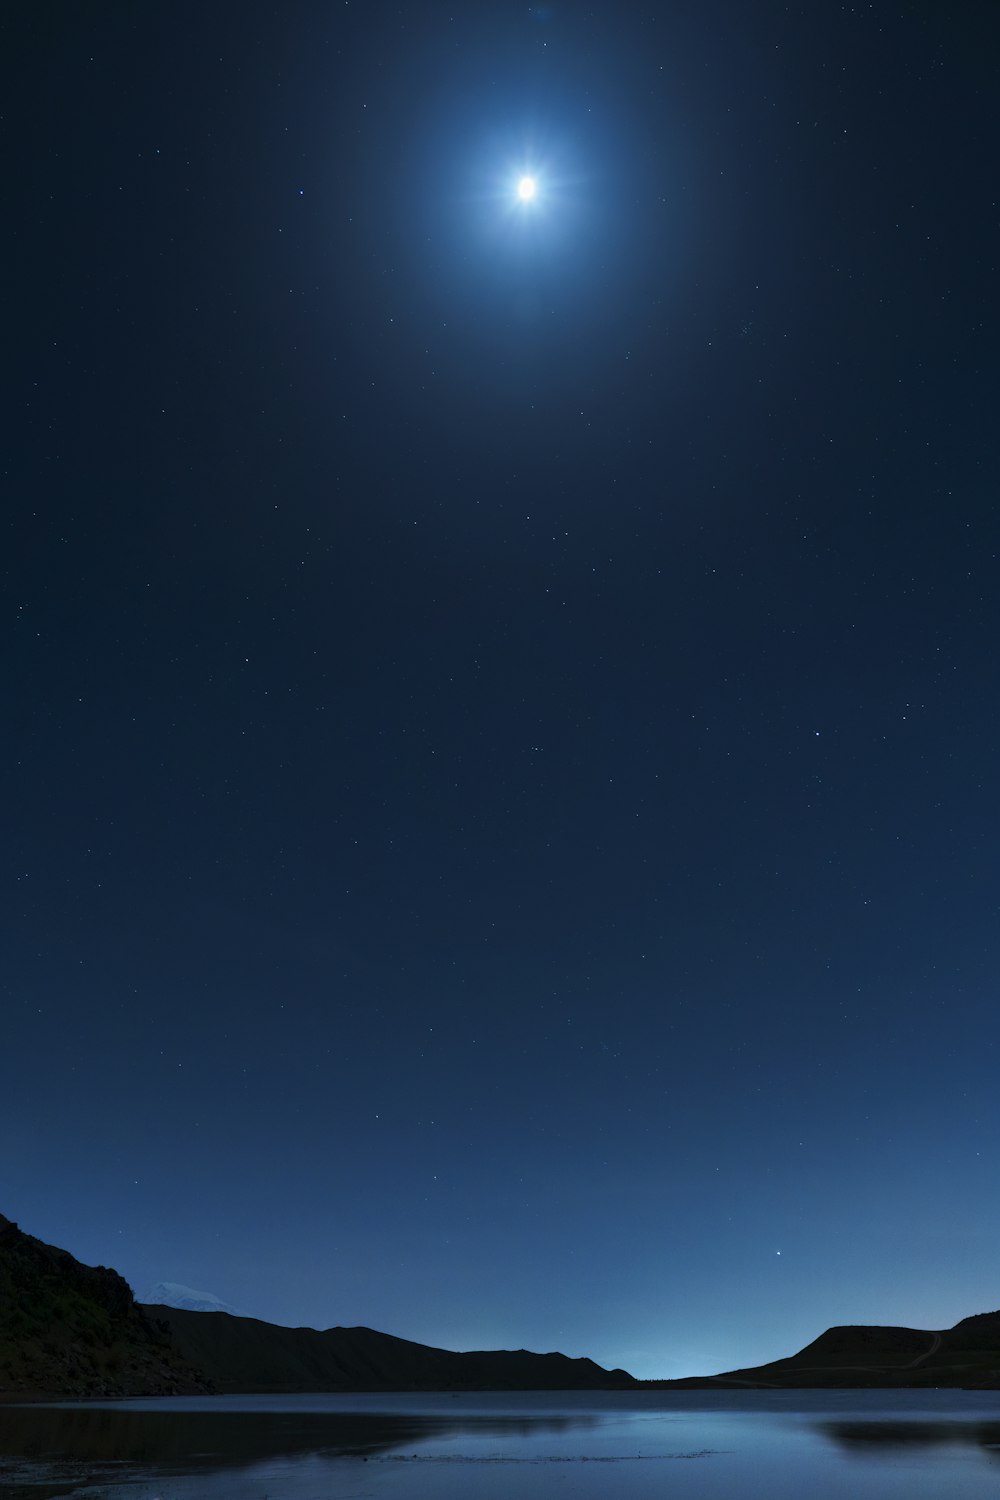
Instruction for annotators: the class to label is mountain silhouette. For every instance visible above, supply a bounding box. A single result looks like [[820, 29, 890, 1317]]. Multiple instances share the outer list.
[[0, 1215, 632, 1397], [649, 1312, 1000, 1389]]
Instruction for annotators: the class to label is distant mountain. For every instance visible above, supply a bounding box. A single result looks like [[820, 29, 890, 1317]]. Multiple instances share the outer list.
[[0, 1215, 208, 1399], [142, 1281, 244, 1317], [650, 1312, 1000, 1389], [0, 1215, 634, 1397], [11, 1213, 995, 1396], [151, 1306, 637, 1393]]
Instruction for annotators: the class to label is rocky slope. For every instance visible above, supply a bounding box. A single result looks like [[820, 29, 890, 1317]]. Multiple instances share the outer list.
[[0, 1215, 209, 1399]]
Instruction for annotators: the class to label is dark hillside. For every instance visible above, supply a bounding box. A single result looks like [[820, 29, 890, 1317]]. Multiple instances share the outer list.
[[648, 1313, 1000, 1389], [151, 1306, 636, 1392], [0, 1216, 207, 1398]]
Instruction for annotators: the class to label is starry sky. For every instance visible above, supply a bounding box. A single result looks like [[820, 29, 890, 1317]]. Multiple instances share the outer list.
[[4, 2, 998, 1381]]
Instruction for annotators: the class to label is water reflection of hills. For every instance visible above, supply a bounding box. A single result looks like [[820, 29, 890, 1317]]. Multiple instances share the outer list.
[[816, 1419, 1000, 1460], [0, 1403, 598, 1497]]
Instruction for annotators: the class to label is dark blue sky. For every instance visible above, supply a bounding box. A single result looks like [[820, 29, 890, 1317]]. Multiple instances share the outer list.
[[4, 1, 998, 1378]]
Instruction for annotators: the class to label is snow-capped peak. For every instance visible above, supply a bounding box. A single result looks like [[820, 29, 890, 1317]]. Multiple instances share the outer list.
[[142, 1281, 244, 1316]]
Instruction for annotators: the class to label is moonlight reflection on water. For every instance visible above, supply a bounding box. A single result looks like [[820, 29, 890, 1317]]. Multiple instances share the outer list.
[[3, 1392, 1000, 1499]]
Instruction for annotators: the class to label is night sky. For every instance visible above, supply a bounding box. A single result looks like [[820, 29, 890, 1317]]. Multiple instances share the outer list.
[[4, 2, 998, 1380]]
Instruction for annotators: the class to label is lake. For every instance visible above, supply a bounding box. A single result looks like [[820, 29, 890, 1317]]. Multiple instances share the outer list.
[[2, 1389, 999, 1499]]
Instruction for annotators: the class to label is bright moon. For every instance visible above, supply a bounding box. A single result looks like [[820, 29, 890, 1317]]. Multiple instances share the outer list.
[[517, 176, 537, 202]]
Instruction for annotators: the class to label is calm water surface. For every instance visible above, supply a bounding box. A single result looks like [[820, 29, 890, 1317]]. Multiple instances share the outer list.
[[2, 1389, 999, 1499]]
